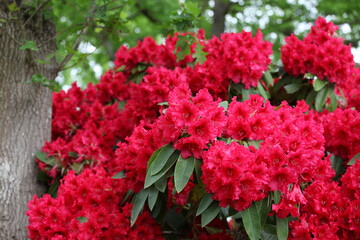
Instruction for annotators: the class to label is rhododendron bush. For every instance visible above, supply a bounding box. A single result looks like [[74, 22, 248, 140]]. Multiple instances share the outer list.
[[27, 17, 360, 239]]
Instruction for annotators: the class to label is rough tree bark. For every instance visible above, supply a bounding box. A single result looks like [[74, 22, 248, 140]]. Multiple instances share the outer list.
[[0, 2, 56, 239]]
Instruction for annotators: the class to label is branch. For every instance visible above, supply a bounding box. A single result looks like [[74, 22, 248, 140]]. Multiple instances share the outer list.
[[56, 2, 97, 73], [23, 0, 50, 27]]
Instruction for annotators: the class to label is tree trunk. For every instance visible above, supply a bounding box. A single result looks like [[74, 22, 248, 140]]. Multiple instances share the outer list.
[[212, 0, 232, 37], [0, 3, 56, 239]]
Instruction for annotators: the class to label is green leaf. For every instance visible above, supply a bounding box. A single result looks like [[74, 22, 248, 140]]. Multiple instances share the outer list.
[[174, 155, 195, 193], [147, 185, 159, 211], [330, 154, 346, 180], [315, 86, 330, 112], [8, 3, 19, 12], [36, 151, 55, 167], [151, 144, 176, 175], [76, 216, 88, 223], [37, 170, 50, 182], [19, 40, 39, 51], [247, 140, 262, 150], [71, 162, 83, 173], [49, 179, 60, 198], [194, 158, 202, 184], [201, 201, 221, 227], [263, 71, 274, 86], [338, 86, 347, 107], [174, 36, 191, 61], [257, 82, 270, 100], [242, 203, 261, 240], [313, 78, 327, 92], [347, 152, 360, 166], [276, 216, 289, 240], [147, 146, 164, 171], [255, 197, 269, 230], [131, 188, 150, 226], [144, 151, 179, 188], [328, 85, 338, 112], [305, 89, 317, 106], [154, 173, 168, 193], [68, 151, 78, 158], [112, 171, 126, 179], [185, 1, 201, 17], [218, 101, 229, 111], [117, 101, 126, 111], [193, 42, 208, 65], [196, 192, 214, 216], [157, 102, 169, 106], [261, 224, 278, 240], [284, 83, 302, 94], [165, 208, 187, 231]]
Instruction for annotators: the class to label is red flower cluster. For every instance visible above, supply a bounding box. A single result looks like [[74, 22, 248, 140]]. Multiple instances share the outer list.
[[27, 168, 163, 239], [290, 161, 360, 239], [318, 108, 360, 162], [338, 67, 360, 111], [202, 97, 327, 212], [281, 16, 354, 84], [43, 29, 272, 180], [113, 86, 226, 192], [204, 30, 272, 89]]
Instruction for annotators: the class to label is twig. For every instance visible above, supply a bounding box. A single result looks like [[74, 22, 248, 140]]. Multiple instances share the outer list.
[[23, 0, 50, 27], [56, 1, 97, 73]]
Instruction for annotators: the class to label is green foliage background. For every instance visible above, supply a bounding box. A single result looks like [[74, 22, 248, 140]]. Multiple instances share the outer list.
[[36, 0, 360, 88]]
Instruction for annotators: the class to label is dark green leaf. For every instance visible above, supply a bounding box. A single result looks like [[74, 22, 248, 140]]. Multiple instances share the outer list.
[[313, 78, 326, 92], [255, 197, 269, 230], [147, 186, 159, 211], [196, 192, 214, 216], [331, 154, 346, 180], [242, 203, 261, 240], [112, 171, 126, 179], [144, 151, 179, 188], [154, 173, 168, 193], [347, 152, 360, 166], [19, 40, 39, 51], [305, 89, 317, 107], [147, 146, 164, 171], [151, 144, 176, 175], [36, 151, 55, 167], [68, 151, 78, 158], [174, 155, 195, 193], [194, 158, 202, 184], [201, 201, 221, 227], [49, 179, 60, 198], [263, 71, 274, 86], [261, 224, 278, 240], [276, 216, 289, 240], [315, 86, 330, 111], [328, 85, 338, 112], [76, 216, 88, 223], [165, 208, 187, 231], [37, 170, 50, 182], [284, 83, 302, 94], [131, 188, 150, 226], [120, 189, 133, 206]]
